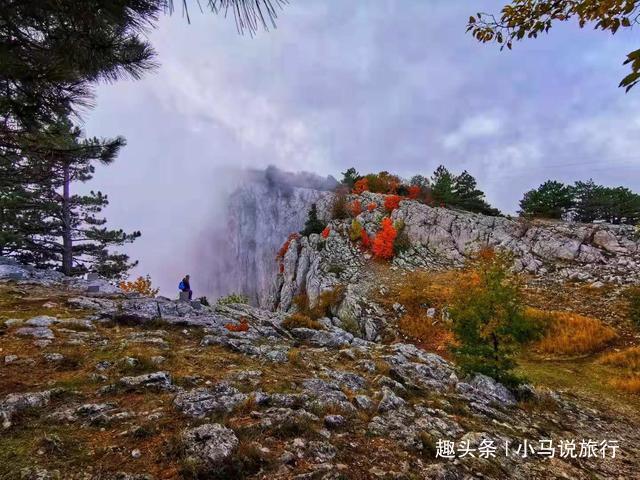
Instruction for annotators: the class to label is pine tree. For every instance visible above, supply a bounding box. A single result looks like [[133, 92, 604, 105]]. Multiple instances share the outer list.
[[301, 204, 327, 237], [519, 180, 574, 219], [0, 118, 140, 279], [431, 166, 457, 206], [431, 166, 499, 215], [340, 167, 361, 190], [453, 171, 500, 216]]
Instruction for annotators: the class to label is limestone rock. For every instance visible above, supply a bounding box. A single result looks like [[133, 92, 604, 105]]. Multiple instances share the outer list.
[[182, 423, 239, 468]]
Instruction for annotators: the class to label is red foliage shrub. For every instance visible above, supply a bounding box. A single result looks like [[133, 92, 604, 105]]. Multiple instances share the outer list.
[[321, 226, 330, 238], [384, 195, 402, 212], [277, 232, 301, 274], [350, 200, 362, 216], [277, 233, 301, 260], [353, 178, 369, 194], [408, 185, 421, 200], [367, 202, 377, 212], [372, 217, 397, 259], [225, 318, 249, 332]]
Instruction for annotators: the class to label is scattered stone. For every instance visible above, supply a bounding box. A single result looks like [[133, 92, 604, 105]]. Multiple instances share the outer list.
[[16, 327, 54, 339], [119, 372, 172, 391], [377, 387, 405, 412], [25, 315, 57, 327], [174, 383, 247, 417], [19, 467, 61, 480], [182, 423, 238, 469], [354, 395, 373, 410], [150, 355, 166, 365], [4, 355, 18, 364], [1, 390, 55, 429], [43, 353, 64, 363], [324, 414, 346, 429]]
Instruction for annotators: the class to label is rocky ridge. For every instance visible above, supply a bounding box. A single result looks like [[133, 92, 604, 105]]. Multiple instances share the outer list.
[[273, 192, 640, 339]]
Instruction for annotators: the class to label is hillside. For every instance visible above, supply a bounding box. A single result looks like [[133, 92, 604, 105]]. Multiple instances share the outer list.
[[2, 187, 640, 480]]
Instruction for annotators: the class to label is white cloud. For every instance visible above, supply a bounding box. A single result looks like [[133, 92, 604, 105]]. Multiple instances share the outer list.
[[442, 114, 504, 150]]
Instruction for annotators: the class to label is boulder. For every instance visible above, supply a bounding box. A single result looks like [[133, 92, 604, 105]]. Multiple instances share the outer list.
[[118, 372, 172, 391], [174, 384, 247, 417], [182, 423, 238, 469]]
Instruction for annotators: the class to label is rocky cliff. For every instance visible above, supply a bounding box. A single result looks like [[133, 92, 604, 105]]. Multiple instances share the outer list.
[[202, 168, 336, 307]]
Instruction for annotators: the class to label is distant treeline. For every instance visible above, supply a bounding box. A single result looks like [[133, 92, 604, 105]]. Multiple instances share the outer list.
[[339, 167, 640, 225]]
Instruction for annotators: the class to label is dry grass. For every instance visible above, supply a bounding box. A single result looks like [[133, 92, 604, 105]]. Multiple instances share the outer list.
[[397, 314, 456, 355], [599, 347, 640, 370], [379, 270, 462, 354], [599, 347, 640, 394], [287, 347, 303, 366], [289, 285, 346, 324], [282, 312, 323, 330], [528, 308, 617, 356], [610, 376, 640, 394], [382, 270, 458, 313]]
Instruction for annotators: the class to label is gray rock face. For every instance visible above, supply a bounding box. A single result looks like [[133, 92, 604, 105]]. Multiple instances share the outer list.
[[377, 387, 406, 412], [1, 390, 54, 429], [289, 327, 354, 348], [201, 178, 335, 308], [25, 315, 57, 327], [457, 374, 516, 406], [174, 384, 248, 417], [389, 195, 640, 283], [16, 327, 54, 339], [182, 423, 238, 469], [118, 372, 173, 391], [271, 193, 640, 316]]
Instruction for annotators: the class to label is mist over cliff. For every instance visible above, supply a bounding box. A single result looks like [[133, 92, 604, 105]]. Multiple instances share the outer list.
[[189, 166, 337, 305]]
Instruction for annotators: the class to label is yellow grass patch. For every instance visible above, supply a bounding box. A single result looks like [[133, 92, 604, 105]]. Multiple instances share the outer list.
[[599, 347, 640, 371], [528, 308, 617, 356], [609, 376, 640, 394]]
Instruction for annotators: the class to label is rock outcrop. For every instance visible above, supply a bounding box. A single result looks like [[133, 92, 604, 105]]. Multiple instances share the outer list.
[[273, 192, 640, 316]]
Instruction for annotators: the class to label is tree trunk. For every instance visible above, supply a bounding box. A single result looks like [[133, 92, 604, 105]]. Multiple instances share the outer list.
[[62, 161, 72, 275]]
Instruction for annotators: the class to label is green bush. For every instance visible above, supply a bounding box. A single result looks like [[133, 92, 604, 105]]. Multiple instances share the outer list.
[[217, 293, 249, 306]]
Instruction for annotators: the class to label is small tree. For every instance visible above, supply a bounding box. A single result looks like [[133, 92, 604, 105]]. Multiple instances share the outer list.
[[300, 204, 326, 236], [0, 118, 140, 279], [340, 167, 361, 190], [331, 189, 350, 220], [519, 180, 574, 219], [431, 165, 457, 206], [119, 275, 159, 297], [450, 248, 541, 386]]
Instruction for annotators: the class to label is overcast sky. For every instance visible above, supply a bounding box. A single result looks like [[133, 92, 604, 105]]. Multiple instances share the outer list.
[[83, 0, 640, 292]]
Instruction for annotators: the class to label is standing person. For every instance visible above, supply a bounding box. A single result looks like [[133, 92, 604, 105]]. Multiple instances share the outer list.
[[179, 274, 192, 300]]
